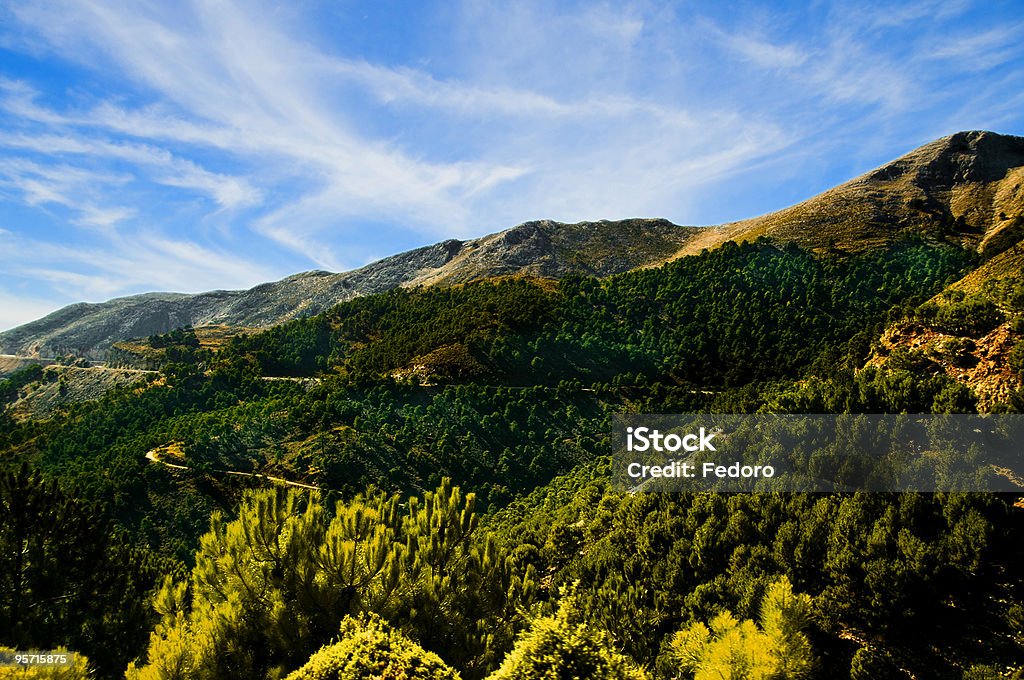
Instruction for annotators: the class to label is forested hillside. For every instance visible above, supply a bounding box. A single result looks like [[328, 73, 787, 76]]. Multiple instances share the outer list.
[[2, 237, 1023, 679]]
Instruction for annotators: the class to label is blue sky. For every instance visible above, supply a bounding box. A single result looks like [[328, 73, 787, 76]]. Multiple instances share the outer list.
[[0, 0, 1022, 331]]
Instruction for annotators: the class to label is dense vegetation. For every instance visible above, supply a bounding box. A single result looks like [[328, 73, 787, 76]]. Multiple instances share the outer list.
[[0, 465, 176, 676], [2, 238, 1023, 678], [489, 462, 1023, 675], [224, 239, 969, 386]]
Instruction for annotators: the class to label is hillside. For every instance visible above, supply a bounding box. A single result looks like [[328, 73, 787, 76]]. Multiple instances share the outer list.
[[0, 218, 700, 360], [676, 130, 1024, 256], [4, 233, 1020, 678], [866, 238, 1024, 410], [0, 354, 56, 379], [6, 365, 156, 420]]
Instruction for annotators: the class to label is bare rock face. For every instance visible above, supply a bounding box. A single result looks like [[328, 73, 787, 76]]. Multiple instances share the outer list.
[[0, 294, 195, 361], [911, 130, 1024, 187], [0, 218, 701, 360]]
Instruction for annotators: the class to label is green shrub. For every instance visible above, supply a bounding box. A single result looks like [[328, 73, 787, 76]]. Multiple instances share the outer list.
[[984, 276, 1024, 312], [962, 664, 1002, 680], [488, 595, 647, 680], [1010, 340, 1024, 377], [930, 337, 976, 366], [285, 614, 459, 680], [932, 382, 977, 413], [928, 297, 1004, 336]]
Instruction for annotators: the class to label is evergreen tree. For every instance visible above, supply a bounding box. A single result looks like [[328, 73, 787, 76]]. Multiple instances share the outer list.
[[285, 613, 460, 680], [849, 646, 902, 680], [0, 464, 160, 676], [128, 481, 529, 680], [487, 593, 648, 680], [660, 577, 815, 680]]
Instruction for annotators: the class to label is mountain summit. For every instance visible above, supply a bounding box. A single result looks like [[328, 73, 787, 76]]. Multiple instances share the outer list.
[[677, 130, 1024, 256]]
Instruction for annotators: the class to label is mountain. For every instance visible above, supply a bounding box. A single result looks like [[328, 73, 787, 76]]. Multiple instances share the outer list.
[[675, 130, 1024, 256], [3, 130, 1024, 361], [0, 218, 702, 360], [5, 133, 1024, 680]]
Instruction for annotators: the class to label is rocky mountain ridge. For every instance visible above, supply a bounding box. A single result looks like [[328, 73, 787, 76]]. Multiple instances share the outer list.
[[0, 218, 700, 359], [3, 130, 1024, 361]]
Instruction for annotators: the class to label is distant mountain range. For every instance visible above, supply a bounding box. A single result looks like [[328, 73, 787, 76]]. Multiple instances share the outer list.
[[2, 129, 1023, 360], [0, 218, 702, 360]]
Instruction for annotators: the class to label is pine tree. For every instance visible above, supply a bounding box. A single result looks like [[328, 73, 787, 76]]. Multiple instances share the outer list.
[[662, 577, 815, 680], [487, 593, 647, 680], [128, 480, 528, 680], [849, 646, 902, 680], [0, 464, 160, 676], [285, 613, 460, 680]]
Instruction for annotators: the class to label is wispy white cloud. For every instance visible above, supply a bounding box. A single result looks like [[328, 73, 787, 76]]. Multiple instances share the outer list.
[[924, 24, 1024, 71], [700, 2, 1024, 122], [861, 0, 973, 28], [4, 1, 509, 208], [0, 129, 262, 209], [75, 206, 135, 229], [0, 157, 133, 229], [0, 228, 277, 301], [1, 0, 791, 249], [0, 0, 1020, 329], [705, 21, 808, 70]]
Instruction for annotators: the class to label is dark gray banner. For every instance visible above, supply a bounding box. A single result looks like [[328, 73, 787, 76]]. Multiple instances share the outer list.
[[612, 414, 1024, 493]]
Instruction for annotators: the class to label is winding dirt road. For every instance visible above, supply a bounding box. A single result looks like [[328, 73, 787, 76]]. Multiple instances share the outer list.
[[145, 448, 321, 490]]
